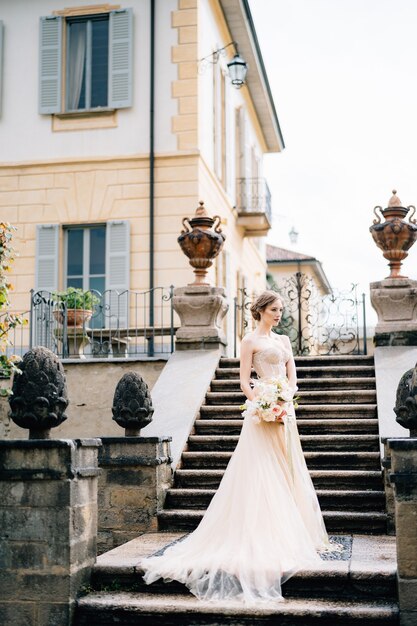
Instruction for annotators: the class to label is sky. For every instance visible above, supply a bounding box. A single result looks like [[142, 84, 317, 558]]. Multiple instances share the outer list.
[[249, 0, 417, 311]]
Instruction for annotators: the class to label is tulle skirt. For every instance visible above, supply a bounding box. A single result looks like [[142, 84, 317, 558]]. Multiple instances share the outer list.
[[141, 402, 329, 605]]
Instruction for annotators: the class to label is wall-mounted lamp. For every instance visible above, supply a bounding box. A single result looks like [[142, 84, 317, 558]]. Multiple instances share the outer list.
[[198, 41, 248, 89]]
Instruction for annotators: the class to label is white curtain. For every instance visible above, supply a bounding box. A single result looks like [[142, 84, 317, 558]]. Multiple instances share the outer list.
[[68, 23, 86, 110]]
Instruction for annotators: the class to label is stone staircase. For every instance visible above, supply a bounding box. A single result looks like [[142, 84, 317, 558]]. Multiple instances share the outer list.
[[159, 354, 388, 535], [75, 354, 399, 625]]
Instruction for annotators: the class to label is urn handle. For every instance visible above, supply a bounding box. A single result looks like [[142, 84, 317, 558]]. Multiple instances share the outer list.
[[181, 217, 191, 234], [373, 205, 383, 225], [213, 215, 222, 234], [407, 205, 417, 225]]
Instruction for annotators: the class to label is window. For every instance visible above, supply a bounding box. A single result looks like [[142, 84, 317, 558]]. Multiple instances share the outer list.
[[65, 226, 106, 294], [36, 221, 130, 327], [39, 8, 133, 115], [66, 15, 109, 111]]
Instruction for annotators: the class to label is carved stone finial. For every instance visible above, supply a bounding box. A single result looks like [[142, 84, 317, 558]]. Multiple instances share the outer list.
[[112, 372, 154, 436], [388, 189, 402, 208], [8, 346, 69, 439], [394, 363, 417, 437], [195, 201, 208, 217]]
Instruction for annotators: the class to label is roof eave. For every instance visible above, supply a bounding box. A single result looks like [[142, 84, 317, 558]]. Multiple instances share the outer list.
[[267, 258, 333, 294], [219, 0, 285, 153]]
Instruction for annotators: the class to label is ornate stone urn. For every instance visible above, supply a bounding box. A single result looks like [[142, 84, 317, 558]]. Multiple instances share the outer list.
[[370, 190, 417, 279], [178, 201, 226, 285]]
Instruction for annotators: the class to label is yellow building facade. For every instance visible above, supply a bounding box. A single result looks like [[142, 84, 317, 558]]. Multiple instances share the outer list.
[[0, 0, 283, 355]]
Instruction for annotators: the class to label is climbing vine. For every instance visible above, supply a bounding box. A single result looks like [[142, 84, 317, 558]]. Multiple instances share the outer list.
[[0, 222, 24, 395]]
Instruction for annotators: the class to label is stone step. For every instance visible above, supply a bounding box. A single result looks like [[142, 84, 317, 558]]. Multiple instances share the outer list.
[[87, 534, 396, 602], [211, 377, 377, 392], [76, 592, 398, 626], [175, 469, 383, 490], [158, 509, 388, 534], [165, 488, 386, 512], [180, 451, 381, 470], [187, 434, 380, 452], [199, 404, 377, 419], [205, 390, 377, 405], [194, 418, 380, 435], [216, 366, 376, 379], [220, 355, 375, 368]]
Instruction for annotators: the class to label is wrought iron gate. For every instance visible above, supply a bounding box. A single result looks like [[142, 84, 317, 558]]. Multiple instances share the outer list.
[[234, 272, 367, 357]]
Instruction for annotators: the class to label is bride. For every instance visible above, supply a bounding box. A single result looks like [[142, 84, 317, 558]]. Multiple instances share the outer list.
[[141, 290, 330, 604]]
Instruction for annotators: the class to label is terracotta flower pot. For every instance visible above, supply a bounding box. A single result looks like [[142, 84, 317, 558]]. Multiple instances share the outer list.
[[53, 309, 93, 327]]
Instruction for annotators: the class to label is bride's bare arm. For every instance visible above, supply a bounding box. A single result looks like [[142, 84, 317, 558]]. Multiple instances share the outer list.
[[284, 336, 298, 395], [240, 338, 255, 401]]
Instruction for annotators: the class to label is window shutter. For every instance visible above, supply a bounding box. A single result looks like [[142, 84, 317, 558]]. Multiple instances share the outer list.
[[0, 21, 4, 117], [105, 220, 130, 328], [39, 16, 62, 114], [108, 8, 133, 109], [35, 225, 59, 292]]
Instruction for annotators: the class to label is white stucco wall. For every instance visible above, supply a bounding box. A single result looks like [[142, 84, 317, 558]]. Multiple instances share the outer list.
[[198, 0, 264, 207], [0, 0, 178, 162]]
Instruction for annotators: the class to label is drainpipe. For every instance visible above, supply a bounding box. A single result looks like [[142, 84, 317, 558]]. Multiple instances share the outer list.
[[149, 0, 155, 356]]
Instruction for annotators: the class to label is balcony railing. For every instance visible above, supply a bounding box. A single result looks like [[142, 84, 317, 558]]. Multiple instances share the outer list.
[[236, 177, 272, 235], [2, 287, 176, 361]]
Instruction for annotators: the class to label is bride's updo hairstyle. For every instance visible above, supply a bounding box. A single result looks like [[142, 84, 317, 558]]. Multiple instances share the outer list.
[[250, 290, 282, 322]]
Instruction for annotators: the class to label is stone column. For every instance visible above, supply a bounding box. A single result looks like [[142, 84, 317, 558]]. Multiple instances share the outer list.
[[389, 438, 417, 626], [97, 436, 172, 554], [370, 280, 417, 449], [0, 438, 101, 626], [370, 278, 417, 347], [173, 284, 228, 351]]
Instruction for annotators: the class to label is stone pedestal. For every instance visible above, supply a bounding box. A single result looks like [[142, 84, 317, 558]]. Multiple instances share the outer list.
[[55, 327, 90, 358], [381, 437, 396, 534], [388, 438, 417, 626], [97, 436, 172, 554], [173, 285, 228, 351], [370, 278, 417, 345], [0, 438, 101, 626]]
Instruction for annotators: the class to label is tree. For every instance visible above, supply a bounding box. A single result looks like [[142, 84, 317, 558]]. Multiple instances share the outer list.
[[0, 222, 25, 395]]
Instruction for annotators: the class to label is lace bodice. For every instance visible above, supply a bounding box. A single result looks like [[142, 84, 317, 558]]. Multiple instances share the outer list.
[[252, 340, 292, 380]]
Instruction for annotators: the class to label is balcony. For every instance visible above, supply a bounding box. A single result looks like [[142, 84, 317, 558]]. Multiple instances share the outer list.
[[236, 178, 272, 236]]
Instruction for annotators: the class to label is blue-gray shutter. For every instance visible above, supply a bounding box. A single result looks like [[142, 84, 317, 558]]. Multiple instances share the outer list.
[[0, 21, 4, 117], [39, 16, 63, 114], [105, 220, 130, 328], [108, 9, 133, 109], [35, 224, 59, 292]]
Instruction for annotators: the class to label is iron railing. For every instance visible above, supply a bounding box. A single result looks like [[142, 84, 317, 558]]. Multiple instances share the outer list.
[[24, 286, 176, 359], [0, 310, 30, 360], [236, 177, 272, 223], [234, 273, 368, 357]]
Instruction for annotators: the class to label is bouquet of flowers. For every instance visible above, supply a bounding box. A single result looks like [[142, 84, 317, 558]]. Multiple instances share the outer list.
[[240, 376, 299, 424]]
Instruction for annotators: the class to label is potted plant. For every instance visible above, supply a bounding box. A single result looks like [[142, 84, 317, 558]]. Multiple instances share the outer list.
[[53, 287, 100, 328]]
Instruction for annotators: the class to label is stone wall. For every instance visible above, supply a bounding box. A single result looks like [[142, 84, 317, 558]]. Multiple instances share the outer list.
[[389, 438, 417, 626], [97, 437, 172, 554], [0, 358, 166, 440], [0, 438, 100, 625]]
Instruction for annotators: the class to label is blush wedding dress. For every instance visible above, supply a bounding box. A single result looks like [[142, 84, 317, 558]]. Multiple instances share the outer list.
[[141, 340, 330, 604]]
